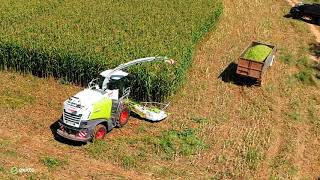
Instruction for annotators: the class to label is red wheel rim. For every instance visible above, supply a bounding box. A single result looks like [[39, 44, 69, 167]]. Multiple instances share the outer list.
[[119, 111, 128, 125], [95, 127, 106, 139]]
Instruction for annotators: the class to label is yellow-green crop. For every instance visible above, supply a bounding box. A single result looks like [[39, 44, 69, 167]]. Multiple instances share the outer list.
[[243, 45, 272, 63]]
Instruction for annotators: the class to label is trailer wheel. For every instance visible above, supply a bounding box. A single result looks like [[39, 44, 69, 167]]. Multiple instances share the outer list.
[[117, 106, 130, 128], [94, 124, 107, 140]]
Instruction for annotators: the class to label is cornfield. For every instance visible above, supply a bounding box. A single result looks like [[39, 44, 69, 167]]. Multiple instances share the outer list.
[[0, 0, 223, 101]]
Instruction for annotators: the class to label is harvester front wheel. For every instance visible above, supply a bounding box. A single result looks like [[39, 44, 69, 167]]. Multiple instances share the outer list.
[[94, 124, 107, 140], [117, 106, 130, 128]]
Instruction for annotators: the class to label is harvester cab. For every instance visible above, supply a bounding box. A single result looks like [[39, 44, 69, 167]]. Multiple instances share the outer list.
[[88, 69, 131, 100], [57, 57, 173, 142]]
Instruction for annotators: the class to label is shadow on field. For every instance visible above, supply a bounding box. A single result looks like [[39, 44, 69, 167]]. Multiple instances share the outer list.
[[309, 43, 320, 77], [50, 120, 86, 146], [309, 43, 320, 58], [219, 62, 260, 86]]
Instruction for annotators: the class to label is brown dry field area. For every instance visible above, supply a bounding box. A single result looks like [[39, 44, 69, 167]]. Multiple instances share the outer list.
[[0, 0, 320, 179]]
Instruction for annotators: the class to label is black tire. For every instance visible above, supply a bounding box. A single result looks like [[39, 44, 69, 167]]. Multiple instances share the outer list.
[[93, 124, 107, 140], [116, 106, 130, 128]]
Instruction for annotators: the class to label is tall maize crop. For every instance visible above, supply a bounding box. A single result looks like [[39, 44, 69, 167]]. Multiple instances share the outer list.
[[0, 0, 223, 101]]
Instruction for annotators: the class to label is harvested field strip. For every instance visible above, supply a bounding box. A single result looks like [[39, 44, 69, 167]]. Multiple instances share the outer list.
[[0, 0, 223, 101]]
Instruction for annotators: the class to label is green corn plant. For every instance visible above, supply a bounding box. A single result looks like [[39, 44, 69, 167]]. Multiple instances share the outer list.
[[0, 0, 223, 101]]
